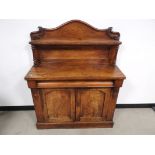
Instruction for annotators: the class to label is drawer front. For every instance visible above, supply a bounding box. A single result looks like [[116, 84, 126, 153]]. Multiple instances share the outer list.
[[41, 88, 75, 122], [37, 81, 113, 88]]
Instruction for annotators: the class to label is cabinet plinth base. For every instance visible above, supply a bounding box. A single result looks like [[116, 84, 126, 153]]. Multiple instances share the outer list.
[[36, 121, 114, 129]]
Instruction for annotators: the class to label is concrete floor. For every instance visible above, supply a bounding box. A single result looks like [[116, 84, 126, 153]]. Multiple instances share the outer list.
[[0, 108, 155, 135]]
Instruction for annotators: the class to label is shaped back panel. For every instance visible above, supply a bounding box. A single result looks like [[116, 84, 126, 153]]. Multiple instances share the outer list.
[[30, 20, 121, 66]]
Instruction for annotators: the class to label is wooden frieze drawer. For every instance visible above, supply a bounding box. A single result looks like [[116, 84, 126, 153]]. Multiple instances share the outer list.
[[25, 20, 126, 129], [36, 81, 113, 88]]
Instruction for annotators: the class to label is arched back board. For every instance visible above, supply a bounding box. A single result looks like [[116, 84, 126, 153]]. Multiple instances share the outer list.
[[29, 20, 121, 66]]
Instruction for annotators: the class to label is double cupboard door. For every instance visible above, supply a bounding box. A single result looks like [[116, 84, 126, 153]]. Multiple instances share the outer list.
[[41, 88, 111, 123]]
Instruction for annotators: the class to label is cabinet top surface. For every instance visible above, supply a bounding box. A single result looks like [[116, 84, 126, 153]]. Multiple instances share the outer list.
[[25, 61, 125, 81]]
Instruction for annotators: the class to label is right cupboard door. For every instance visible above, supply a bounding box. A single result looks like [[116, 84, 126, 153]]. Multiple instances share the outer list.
[[76, 88, 111, 122]]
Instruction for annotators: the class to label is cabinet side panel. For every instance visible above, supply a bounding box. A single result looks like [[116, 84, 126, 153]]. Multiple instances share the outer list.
[[106, 87, 119, 121], [31, 89, 45, 122]]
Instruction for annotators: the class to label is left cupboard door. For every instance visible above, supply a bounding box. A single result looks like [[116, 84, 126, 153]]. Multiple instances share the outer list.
[[41, 89, 76, 123]]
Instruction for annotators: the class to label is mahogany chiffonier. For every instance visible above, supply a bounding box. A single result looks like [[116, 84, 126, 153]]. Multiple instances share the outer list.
[[25, 20, 126, 129]]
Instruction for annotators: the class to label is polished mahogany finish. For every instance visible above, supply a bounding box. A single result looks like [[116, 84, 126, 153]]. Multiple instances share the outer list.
[[25, 20, 126, 129]]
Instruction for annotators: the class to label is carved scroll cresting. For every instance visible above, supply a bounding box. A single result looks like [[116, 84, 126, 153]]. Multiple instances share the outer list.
[[106, 27, 120, 40], [30, 26, 45, 40]]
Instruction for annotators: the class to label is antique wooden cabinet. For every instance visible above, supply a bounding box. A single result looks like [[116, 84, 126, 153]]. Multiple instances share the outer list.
[[25, 20, 126, 129]]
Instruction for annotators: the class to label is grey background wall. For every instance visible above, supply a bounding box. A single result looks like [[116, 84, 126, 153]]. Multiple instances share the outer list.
[[0, 19, 155, 106]]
